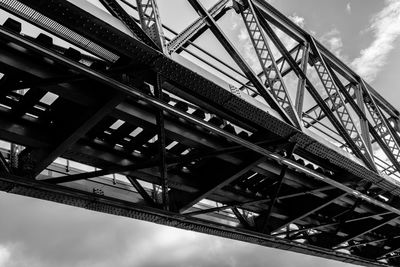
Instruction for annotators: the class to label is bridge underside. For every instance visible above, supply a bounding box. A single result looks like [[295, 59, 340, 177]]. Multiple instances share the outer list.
[[1, 0, 400, 266]]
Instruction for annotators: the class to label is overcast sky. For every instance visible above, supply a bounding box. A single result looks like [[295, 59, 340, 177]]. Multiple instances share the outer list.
[[1, 0, 400, 266]]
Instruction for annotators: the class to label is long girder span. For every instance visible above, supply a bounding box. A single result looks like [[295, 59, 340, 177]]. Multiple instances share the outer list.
[[1, 0, 400, 266]]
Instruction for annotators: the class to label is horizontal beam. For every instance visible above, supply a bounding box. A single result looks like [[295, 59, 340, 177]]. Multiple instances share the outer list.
[[0, 171, 387, 267]]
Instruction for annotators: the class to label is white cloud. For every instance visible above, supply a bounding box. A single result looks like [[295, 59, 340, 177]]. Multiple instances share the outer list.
[[320, 28, 347, 61], [351, 0, 400, 82], [289, 14, 305, 28], [346, 3, 351, 14], [0, 245, 10, 266]]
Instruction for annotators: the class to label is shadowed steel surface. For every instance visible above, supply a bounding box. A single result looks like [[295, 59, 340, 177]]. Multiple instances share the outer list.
[[1, 0, 400, 266]]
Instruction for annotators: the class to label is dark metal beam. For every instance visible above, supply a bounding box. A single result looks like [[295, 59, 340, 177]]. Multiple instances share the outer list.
[[2, 23, 398, 227], [9, 75, 86, 91], [44, 160, 160, 184], [308, 37, 375, 170], [136, 0, 167, 53], [255, 13, 377, 171], [360, 79, 400, 174], [185, 184, 340, 216], [237, 0, 301, 127], [295, 43, 309, 117], [178, 157, 266, 213], [253, 0, 400, 119], [0, 150, 10, 173], [99, 0, 160, 50], [327, 68, 400, 177], [0, 172, 387, 267], [376, 243, 400, 260], [238, 44, 302, 92], [271, 192, 347, 233], [154, 74, 169, 210], [43, 138, 281, 184], [167, 0, 229, 54], [333, 214, 399, 249], [335, 235, 400, 251], [187, 0, 298, 127], [126, 175, 157, 207], [29, 93, 125, 177], [302, 84, 354, 128], [232, 207, 253, 229], [259, 143, 296, 233], [278, 211, 393, 237]]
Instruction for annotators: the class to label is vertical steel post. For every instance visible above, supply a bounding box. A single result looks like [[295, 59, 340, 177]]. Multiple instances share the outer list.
[[355, 84, 373, 154], [260, 143, 296, 234], [154, 74, 169, 210], [295, 43, 309, 118]]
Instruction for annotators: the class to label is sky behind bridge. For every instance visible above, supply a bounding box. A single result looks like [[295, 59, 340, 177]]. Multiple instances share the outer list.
[[1, 0, 400, 266]]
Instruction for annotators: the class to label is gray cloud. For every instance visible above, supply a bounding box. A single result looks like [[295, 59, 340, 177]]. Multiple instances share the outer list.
[[0, 192, 359, 267], [352, 0, 400, 81], [346, 3, 352, 14]]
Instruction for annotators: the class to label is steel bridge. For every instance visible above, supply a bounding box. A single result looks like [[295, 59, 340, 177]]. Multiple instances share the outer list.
[[1, 0, 400, 266]]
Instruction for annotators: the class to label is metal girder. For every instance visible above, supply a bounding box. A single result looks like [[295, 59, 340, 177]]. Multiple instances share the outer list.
[[308, 37, 375, 169], [355, 83, 373, 153], [99, 0, 160, 50], [136, 0, 167, 53], [9, 88, 46, 118], [238, 44, 302, 92], [9, 75, 85, 92], [126, 175, 157, 207], [0, 25, 394, 216], [0, 173, 386, 267], [302, 84, 355, 127], [253, 0, 400, 120], [282, 211, 393, 238], [43, 140, 277, 184], [178, 157, 265, 213], [0, 150, 10, 173], [4, 11, 400, 265], [259, 143, 296, 233], [295, 43, 309, 117], [236, 0, 301, 128], [333, 214, 399, 249], [185, 184, 339, 216], [336, 235, 400, 251], [29, 93, 125, 177], [360, 80, 400, 175], [167, 0, 229, 54], [254, 14, 376, 170], [270, 192, 347, 233], [187, 0, 298, 127], [324, 71, 400, 178], [377, 243, 400, 261], [325, 69, 375, 152], [331, 183, 372, 235], [154, 74, 169, 210], [44, 160, 160, 184], [232, 207, 253, 229], [324, 74, 400, 176]]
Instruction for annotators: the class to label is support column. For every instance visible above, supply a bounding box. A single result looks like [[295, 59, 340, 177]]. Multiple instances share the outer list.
[[154, 74, 169, 211]]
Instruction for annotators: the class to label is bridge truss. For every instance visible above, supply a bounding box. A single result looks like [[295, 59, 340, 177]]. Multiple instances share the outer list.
[[1, 0, 400, 266]]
